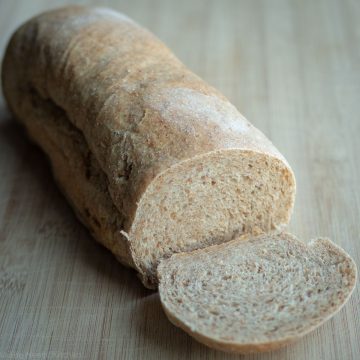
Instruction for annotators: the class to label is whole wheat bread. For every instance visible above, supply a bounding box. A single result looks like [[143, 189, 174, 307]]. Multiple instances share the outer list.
[[2, 7, 356, 354], [2, 6, 295, 287], [158, 232, 357, 353]]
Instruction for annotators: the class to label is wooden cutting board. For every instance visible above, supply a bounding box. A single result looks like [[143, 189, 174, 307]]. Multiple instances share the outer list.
[[0, 0, 359, 359]]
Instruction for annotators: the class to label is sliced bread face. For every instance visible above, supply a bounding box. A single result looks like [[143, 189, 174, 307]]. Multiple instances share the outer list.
[[158, 232, 357, 353], [130, 150, 295, 287]]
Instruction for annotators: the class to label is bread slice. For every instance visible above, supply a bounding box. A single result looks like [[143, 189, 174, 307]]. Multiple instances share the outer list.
[[158, 232, 357, 353]]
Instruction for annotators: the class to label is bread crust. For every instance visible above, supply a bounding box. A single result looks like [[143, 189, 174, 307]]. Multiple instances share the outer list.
[[2, 6, 296, 286], [161, 305, 294, 353]]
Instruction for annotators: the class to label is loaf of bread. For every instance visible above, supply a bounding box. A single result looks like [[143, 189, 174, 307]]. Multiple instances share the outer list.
[[2, 6, 295, 287]]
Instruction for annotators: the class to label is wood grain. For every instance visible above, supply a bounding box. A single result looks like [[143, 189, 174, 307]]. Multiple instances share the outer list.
[[0, 0, 359, 359]]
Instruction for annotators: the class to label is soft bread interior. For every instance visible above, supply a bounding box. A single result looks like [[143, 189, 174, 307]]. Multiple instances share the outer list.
[[131, 152, 295, 286], [158, 232, 357, 353]]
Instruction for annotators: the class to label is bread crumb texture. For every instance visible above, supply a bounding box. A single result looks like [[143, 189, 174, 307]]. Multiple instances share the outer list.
[[158, 232, 357, 353]]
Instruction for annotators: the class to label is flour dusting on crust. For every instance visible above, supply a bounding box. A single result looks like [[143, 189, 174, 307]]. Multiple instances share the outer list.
[[146, 87, 251, 136]]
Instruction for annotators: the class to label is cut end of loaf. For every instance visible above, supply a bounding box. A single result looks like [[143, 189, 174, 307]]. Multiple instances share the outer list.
[[129, 149, 296, 288], [158, 232, 357, 353]]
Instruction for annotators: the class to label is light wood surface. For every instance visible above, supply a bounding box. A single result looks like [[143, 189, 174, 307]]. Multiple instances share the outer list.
[[0, 0, 359, 359]]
